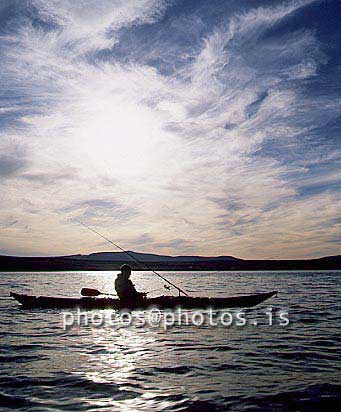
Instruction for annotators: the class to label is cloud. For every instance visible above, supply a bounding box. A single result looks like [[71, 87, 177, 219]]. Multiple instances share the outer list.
[[20, 169, 77, 185], [130, 233, 154, 246], [0, 143, 28, 178], [0, 219, 18, 229], [0, 0, 340, 258], [0, 154, 26, 177], [158, 238, 194, 250], [61, 198, 138, 224]]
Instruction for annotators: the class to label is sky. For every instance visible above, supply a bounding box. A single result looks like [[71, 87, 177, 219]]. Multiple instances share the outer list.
[[0, 0, 340, 259]]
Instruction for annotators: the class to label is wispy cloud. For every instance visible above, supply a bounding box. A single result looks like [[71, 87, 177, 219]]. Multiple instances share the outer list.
[[0, 0, 339, 258], [0, 142, 28, 177], [20, 169, 78, 185], [61, 198, 139, 225]]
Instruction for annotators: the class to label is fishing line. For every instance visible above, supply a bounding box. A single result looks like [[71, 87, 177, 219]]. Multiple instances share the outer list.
[[76, 219, 189, 296]]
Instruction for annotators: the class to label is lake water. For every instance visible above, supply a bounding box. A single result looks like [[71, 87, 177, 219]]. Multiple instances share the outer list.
[[0, 271, 340, 411]]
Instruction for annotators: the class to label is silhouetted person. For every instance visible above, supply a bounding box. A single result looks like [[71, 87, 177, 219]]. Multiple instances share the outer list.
[[115, 264, 145, 305]]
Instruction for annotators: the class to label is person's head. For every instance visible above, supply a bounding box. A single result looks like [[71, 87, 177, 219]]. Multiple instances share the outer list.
[[120, 264, 132, 278]]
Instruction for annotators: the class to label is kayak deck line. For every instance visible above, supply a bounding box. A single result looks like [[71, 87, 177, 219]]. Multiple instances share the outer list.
[[10, 291, 278, 310]]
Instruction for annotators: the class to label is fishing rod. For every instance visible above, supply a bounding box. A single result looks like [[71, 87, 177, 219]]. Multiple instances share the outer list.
[[76, 220, 189, 296]]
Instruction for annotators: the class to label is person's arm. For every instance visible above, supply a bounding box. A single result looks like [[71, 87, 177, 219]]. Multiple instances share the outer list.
[[126, 279, 139, 296], [127, 279, 146, 299]]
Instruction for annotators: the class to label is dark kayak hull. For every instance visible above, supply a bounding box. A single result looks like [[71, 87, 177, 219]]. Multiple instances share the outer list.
[[10, 291, 277, 309]]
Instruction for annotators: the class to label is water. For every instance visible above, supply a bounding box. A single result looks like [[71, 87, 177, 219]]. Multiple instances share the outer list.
[[0, 271, 340, 411]]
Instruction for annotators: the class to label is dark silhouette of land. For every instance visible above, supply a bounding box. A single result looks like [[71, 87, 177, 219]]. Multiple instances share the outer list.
[[0, 251, 340, 271]]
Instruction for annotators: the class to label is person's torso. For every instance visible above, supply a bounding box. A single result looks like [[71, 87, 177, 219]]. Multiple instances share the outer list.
[[115, 275, 138, 299]]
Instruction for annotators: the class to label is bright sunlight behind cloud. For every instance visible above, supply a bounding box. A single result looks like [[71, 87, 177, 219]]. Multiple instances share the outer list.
[[0, 0, 340, 258]]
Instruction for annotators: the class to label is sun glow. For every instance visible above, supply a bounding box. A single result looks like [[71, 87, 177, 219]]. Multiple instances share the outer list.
[[64, 78, 163, 179]]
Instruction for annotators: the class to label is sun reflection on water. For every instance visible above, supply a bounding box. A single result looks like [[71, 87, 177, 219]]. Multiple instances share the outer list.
[[78, 319, 172, 410]]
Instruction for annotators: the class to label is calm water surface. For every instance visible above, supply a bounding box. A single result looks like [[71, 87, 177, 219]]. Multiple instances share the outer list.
[[0, 271, 340, 411]]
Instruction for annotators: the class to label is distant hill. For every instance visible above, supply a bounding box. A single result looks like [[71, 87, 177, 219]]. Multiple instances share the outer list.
[[67, 251, 240, 262], [0, 252, 340, 271]]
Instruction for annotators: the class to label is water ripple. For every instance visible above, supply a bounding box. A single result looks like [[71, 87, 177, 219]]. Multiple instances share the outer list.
[[0, 271, 340, 411]]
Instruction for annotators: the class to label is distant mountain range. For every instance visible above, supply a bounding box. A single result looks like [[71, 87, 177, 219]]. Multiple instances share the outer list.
[[0, 251, 340, 271]]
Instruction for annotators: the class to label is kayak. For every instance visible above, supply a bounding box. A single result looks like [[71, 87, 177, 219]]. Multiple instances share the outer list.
[[10, 291, 277, 309]]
